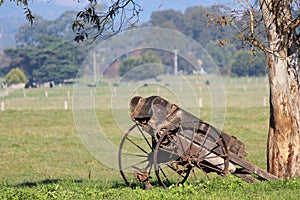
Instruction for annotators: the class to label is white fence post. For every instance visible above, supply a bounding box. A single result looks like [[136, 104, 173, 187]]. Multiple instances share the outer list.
[[263, 96, 268, 107], [1, 101, 4, 111], [64, 101, 68, 110], [199, 98, 203, 108]]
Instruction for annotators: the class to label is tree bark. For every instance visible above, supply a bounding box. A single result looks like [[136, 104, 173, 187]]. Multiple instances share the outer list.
[[267, 51, 300, 178], [260, 0, 300, 178]]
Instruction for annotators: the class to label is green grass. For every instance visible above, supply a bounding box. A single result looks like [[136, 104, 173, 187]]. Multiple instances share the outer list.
[[0, 109, 119, 184], [0, 76, 299, 199], [0, 176, 299, 199]]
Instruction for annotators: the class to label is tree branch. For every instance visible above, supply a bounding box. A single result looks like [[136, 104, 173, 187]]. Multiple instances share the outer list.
[[9, 0, 35, 25], [72, 0, 142, 42], [288, 14, 300, 32], [243, 34, 272, 54], [247, 1, 254, 37]]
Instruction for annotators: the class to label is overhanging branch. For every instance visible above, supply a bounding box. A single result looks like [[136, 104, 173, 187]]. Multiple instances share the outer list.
[[72, 0, 142, 42], [289, 14, 300, 31], [10, 0, 35, 25], [243, 35, 272, 54]]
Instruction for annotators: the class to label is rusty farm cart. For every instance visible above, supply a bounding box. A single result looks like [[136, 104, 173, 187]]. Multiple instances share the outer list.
[[118, 96, 277, 187]]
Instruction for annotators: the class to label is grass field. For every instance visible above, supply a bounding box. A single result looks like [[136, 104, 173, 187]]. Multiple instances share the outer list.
[[0, 76, 299, 199]]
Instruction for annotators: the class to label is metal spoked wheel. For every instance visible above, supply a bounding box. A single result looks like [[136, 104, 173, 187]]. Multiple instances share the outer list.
[[154, 122, 229, 187], [153, 129, 191, 187], [118, 124, 156, 188]]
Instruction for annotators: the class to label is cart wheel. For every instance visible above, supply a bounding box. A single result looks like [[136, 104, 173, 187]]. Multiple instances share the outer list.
[[154, 122, 229, 187], [190, 122, 229, 177], [118, 124, 156, 188], [153, 130, 191, 187]]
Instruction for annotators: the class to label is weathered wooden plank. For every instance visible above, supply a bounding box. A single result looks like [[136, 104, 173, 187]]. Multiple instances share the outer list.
[[229, 152, 278, 181]]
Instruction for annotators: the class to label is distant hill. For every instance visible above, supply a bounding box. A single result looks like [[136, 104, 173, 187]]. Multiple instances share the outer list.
[[0, 0, 85, 19], [0, 0, 85, 51], [0, 16, 25, 51]]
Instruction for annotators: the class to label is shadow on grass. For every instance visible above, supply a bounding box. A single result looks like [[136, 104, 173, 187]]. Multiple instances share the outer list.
[[12, 179, 83, 188], [10, 178, 130, 189]]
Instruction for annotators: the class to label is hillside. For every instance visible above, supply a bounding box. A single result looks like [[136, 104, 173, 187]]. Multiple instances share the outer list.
[[0, 0, 84, 51]]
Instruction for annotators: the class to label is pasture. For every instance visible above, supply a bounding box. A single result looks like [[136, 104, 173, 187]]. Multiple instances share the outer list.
[[0, 76, 299, 199]]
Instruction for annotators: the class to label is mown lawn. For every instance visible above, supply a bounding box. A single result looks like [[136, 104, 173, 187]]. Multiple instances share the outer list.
[[0, 76, 299, 199]]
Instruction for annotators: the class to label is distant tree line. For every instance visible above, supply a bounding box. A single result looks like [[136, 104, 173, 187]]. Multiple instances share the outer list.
[[0, 6, 267, 83], [0, 11, 86, 84], [119, 50, 163, 80], [5, 67, 28, 86], [143, 6, 267, 76]]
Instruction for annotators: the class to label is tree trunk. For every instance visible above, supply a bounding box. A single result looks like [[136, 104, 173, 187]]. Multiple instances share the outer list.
[[260, 0, 300, 178], [267, 51, 300, 178]]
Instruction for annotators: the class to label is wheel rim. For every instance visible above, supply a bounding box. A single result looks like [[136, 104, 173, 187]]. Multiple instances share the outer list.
[[190, 122, 229, 177], [154, 121, 229, 187], [118, 124, 155, 187], [154, 130, 191, 187]]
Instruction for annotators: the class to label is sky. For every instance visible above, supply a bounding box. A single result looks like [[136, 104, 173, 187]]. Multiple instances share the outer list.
[[0, 0, 86, 19]]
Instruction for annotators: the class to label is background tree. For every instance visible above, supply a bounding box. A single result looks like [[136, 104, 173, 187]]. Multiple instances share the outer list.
[[184, 6, 228, 46], [231, 51, 251, 77], [5, 67, 28, 86], [148, 9, 185, 31], [247, 50, 266, 77], [4, 35, 85, 83], [146, 5, 234, 47], [205, 41, 237, 75], [231, 50, 266, 77], [16, 11, 78, 47], [119, 50, 163, 80], [0, 53, 11, 77]]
